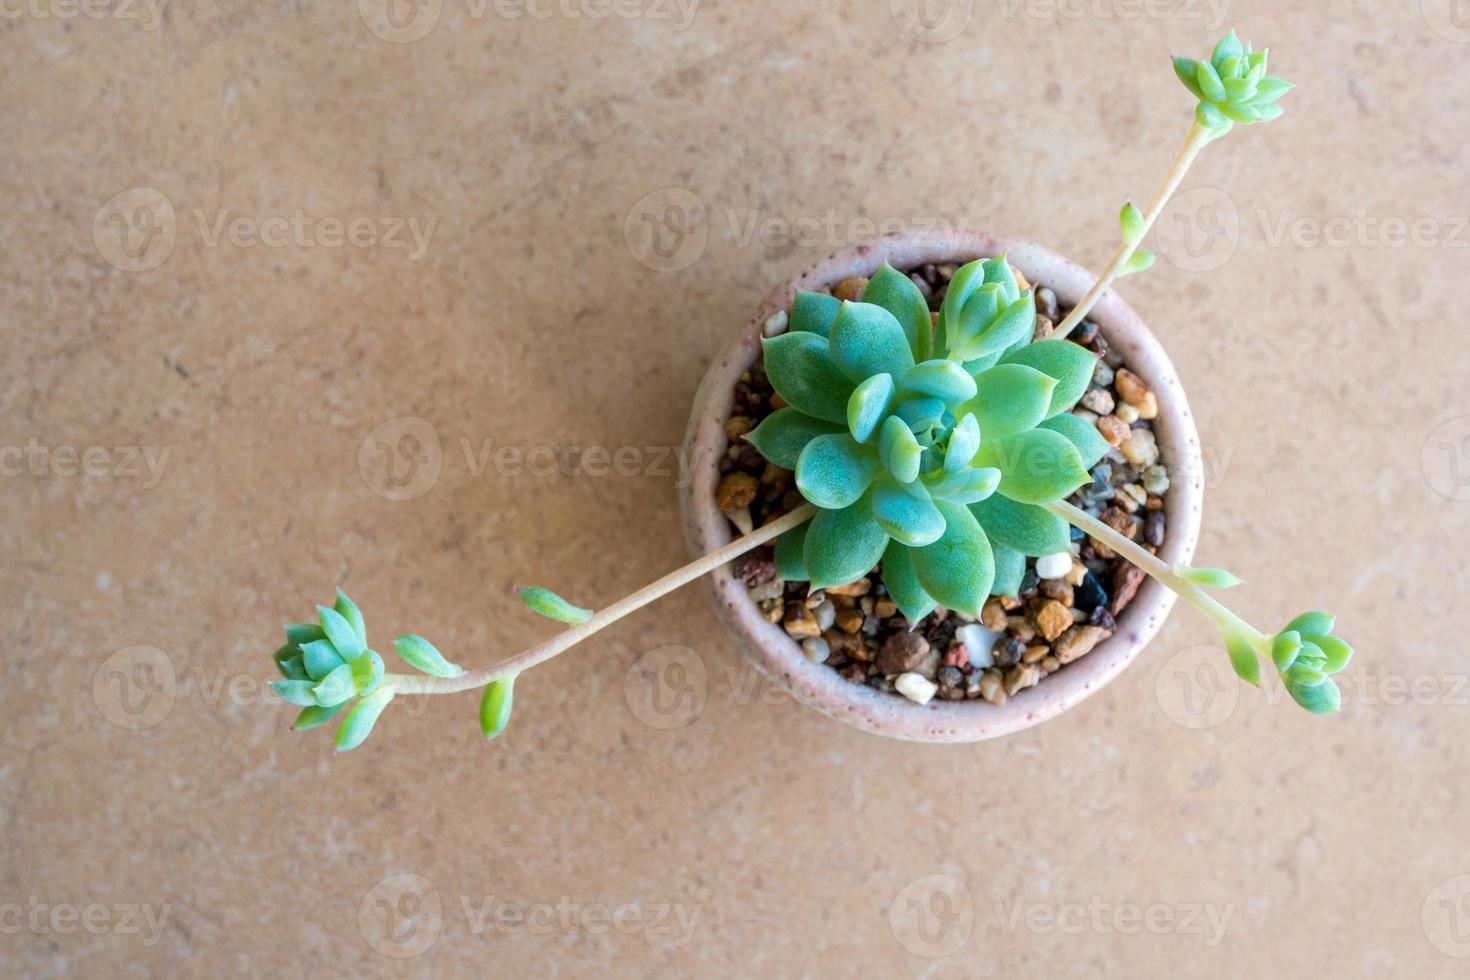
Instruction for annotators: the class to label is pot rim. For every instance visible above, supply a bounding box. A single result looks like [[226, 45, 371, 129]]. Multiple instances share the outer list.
[[679, 231, 1203, 742]]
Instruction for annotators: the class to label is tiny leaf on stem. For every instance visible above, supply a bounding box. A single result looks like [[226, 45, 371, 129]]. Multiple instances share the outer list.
[[393, 634, 466, 677], [513, 588, 594, 627], [480, 676, 516, 741]]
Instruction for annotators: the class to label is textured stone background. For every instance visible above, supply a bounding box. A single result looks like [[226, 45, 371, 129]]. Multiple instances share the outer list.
[[3, 1, 1468, 975]]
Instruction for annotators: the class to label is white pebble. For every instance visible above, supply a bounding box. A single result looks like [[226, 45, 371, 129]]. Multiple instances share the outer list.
[[957, 623, 1001, 669], [801, 637, 829, 663], [895, 672, 938, 705], [813, 600, 836, 632], [1036, 552, 1073, 580], [1115, 402, 1139, 424], [763, 310, 789, 337]]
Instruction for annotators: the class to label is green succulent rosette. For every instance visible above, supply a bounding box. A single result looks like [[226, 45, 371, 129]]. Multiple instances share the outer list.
[[1173, 30, 1293, 134], [747, 259, 1101, 622], [1269, 611, 1353, 715], [271, 590, 464, 750]]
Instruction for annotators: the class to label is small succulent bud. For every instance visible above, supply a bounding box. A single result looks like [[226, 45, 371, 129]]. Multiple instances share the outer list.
[[480, 675, 516, 741], [514, 587, 593, 626]]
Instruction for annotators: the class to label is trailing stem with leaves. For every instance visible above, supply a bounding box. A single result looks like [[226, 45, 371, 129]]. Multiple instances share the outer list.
[[269, 31, 1348, 751]]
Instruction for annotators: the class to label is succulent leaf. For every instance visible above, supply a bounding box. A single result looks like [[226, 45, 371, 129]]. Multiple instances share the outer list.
[[911, 502, 994, 618], [790, 291, 842, 337], [1313, 635, 1354, 674], [301, 639, 345, 680], [964, 364, 1057, 437], [762, 331, 854, 424], [880, 540, 937, 624], [333, 590, 367, 648], [1120, 202, 1146, 244], [318, 605, 364, 660], [1271, 630, 1303, 671], [981, 256, 1020, 305], [828, 301, 915, 383], [774, 522, 810, 581], [1212, 29, 1244, 66], [796, 434, 880, 510], [285, 623, 326, 647], [1222, 628, 1261, 687], [975, 428, 1090, 504], [480, 676, 516, 741], [1037, 413, 1109, 469], [351, 650, 385, 696], [272, 679, 318, 707], [803, 493, 890, 590], [863, 264, 933, 360], [747, 409, 845, 469], [937, 260, 988, 350], [1283, 611, 1334, 639], [989, 541, 1026, 598], [394, 634, 468, 676], [313, 663, 357, 707], [943, 413, 981, 473], [1284, 665, 1341, 715], [275, 651, 309, 681], [1172, 57, 1205, 98], [872, 480, 947, 547], [878, 415, 923, 485], [1000, 340, 1099, 418], [336, 686, 394, 752], [1177, 566, 1243, 589], [902, 360, 978, 403], [970, 494, 1071, 557], [926, 465, 1000, 506], [846, 374, 896, 444], [292, 702, 346, 732]]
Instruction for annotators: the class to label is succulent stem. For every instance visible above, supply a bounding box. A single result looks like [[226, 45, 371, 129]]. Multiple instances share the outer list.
[[1053, 121, 1214, 343], [388, 503, 820, 696], [1045, 498, 1269, 653]]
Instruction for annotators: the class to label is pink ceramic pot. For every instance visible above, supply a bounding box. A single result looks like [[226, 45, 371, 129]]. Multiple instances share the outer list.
[[680, 231, 1203, 742]]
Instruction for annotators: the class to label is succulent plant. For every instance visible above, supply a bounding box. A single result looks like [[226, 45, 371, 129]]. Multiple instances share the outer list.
[[271, 590, 464, 751], [264, 30, 1352, 752], [747, 260, 1099, 621], [1172, 30, 1293, 134]]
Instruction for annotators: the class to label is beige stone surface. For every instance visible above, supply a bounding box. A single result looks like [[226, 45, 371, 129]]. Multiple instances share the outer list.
[[3, 2, 1468, 976]]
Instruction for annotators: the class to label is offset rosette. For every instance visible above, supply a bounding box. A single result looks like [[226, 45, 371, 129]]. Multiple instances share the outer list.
[[747, 259, 1101, 621], [1173, 30, 1294, 133]]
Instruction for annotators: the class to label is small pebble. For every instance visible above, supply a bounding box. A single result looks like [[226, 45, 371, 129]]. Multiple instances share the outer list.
[[1096, 415, 1129, 447], [1036, 552, 1073, 580], [1144, 511, 1167, 548], [1115, 402, 1140, 424], [979, 670, 1006, 705], [1092, 361, 1115, 387], [801, 637, 829, 663], [1142, 465, 1170, 495], [813, 600, 836, 632], [763, 310, 789, 338], [1080, 387, 1115, 415], [1074, 573, 1108, 613], [1005, 664, 1041, 696], [1121, 428, 1158, 467], [895, 672, 938, 705], [956, 623, 1001, 669], [832, 276, 868, 302]]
